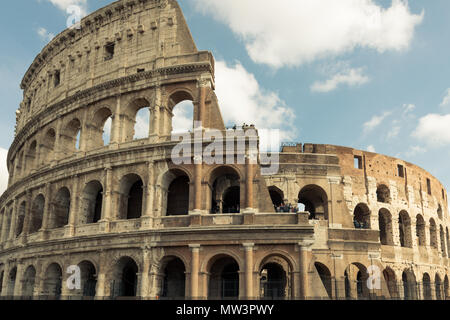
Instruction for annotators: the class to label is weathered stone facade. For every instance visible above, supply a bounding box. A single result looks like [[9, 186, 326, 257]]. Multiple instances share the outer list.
[[0, 0, 448, 300]]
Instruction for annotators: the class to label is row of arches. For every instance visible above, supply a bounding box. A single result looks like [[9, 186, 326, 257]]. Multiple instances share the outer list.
[[11, 96, 195, 183]]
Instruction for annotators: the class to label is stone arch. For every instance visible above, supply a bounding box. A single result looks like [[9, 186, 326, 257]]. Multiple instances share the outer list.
[[207, 254, 240, 300], [446, 227, 450, 258], [402, 269, 417, 300], [118, 173, 144, 220], [398, 210, 412, 248], [60, 118, 82, 154], [437, 204, 443, 220], [41, 128, 56, 164], [43, 263, 63, 299], [429, 218, 438, 249], [165, 169, 190, 216], [298, 185, 328, 220], [171, 100, 194, 134], [376, 184, 391, 203], [2, 209, 11, 241], [378, 209, 394, 245], [440, 225, 446, 257], [159, 256, 186, 299], [353, 203, 371, 229], [344, 263, 369, 300], [90, 107, 113, 147], [444, 275, 449, 300], [110, 256, 139, 298], [15, 201, 26, 238], [422, 273, 432, 300], [435, 273, 443, 300], [49, 187, 71, 229], [29, 194, 45, 234], [416, 214, 426, 247], [26, 140, 37, 172], [208, 166, 242, 214], [80, 180, 103, 224], [0, 266, 3, 296], [383, 267, 398, 299], [258, 254, 295, 300], [6, 266, 17, 297], [22, 265, 36, 298], [268, 186, 284, 209], [314, 262, 332, 299], [123, 97, 152, 142], [78, 260, 97, 298]]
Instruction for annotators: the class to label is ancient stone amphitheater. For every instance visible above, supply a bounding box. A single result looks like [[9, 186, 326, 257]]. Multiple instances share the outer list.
[[0, 0, 449, 300]]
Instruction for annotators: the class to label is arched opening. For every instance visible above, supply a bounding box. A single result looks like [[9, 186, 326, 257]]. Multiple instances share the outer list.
[[15, 201, 26, 238], [353, 203, 371, 229], [376, 184, 391, 203], [22, 266, 36, 298], [42, 128, 56, 164], [118, 174, 143, 220], [344, 263, 369, 300], [399, 211, 412, 248], [298, 185, 328, 220], [208, 256, 240, 300], [260, 263, 287, 300], [169, 92, 194, 134], [123, 98, 151, 142], [378, 209, 394, 245], [160, 258, 186, 300], [3, 210, 11, 241], [440, 225, 446, 257], [79, 261, 97, 298], [27, 141, 37, 172], [133, 108, 150, 140], [383, 268, 398, 299], [50, 187, 71, 229], [7, 267, 17, 297], [268, 186, 284, 210], [80, 181, 103, 224], [43, 263, 62, 299], [402, 270, 417, 300], [444, 275, 449, 300], [430, 219, 438, 249], [437, 204, 443, 220], [422, 273, 432, 300], [0, 269, 3, 295], [30, 195, 45, 234], [111, 257, 138, 298], [91, 107, 113, 147], [210, 167, 241, 214], [435, 274, 443, 300], [416, 215, 426, 247], [60, 118, 82, 155], [314, 262, 332, 299], [166, 173, 190, 216]]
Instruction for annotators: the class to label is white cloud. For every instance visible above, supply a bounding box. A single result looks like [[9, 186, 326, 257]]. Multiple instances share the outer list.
[[404, 145, 426, 158], [193, 0, 424, 68], [37, 27, 55, 42], [413, 113, 450, 147], [440, 89, 450, 107], [387, 125, 401, 139], [0, 148, 9, 195], [134, 109, 150, 140], [215, 60, 296, 140], [40, 0, 87, 13], [311, 68, 369, 93], [367, 145, 376, 153], [363, 111, 392, 134], [403, 103, 416, 115], [172, 101, 194, 133]]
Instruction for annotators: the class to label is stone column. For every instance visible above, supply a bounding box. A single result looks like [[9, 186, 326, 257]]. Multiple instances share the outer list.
[[298, 241, 314, 300], [22, 191, 32, 239], [8, 199, 18, 242], [13, 261, 25, 298], [142, 162, 155, 229], [40, 183, 52, 232], [66, 175, 79, 237], [78, 108, 89, 152], [189, 244, 201, 300], [53, 118, 63, 161], [110, 94, 122, 145], [100, 167, 113, 232], [243, 243, 255, 299], [140, 247, 151, 299], [245, 155, 254, 210], [1, 209, 9, 244], [95, 251, 108, 300], [193, 156, 203, 212], [0, 263, 9, 297]]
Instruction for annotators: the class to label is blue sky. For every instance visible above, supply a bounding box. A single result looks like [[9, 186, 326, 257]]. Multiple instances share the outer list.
[[1, 0, 450, 196]]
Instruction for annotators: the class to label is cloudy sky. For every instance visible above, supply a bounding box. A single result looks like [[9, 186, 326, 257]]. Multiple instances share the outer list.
[[0, 0, 450, 196]]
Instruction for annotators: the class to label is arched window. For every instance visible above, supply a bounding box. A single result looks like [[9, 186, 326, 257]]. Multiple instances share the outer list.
[[416, 215, 426, 246], [298, 185, 328, 220], [168, 91, 194, 135], [91, 107, 113, 147], [111, 257, 138, 298], [399, 211, 412, 248], [440, 225, 446, 257], [429, 219, 438, 249], [378, 209, 394, 245], [167, 175, 190, 216], [402, 270, 417, 300], [444, 275, 449, 300], [119, 174, 143, 220], [160, 258, 186, 299], [30, 195, 45, 234], [43, 263, 62, 299], [133, 108, 150, 140], [437, 204, 443, 220], [27, 141, 37, 172], [50, 187, 71, 229], [60, 118, 82, 155], [22, 266, 36, 298], [7, 267, 17, 297], [383, 268, 398, 299], [422, 273, 432, 300], [353, 203, 371, 229], [210, 167, 241, 214], [376, 185, 391, 203], [435, 274, 443, 300], [41, 128, 56, 164], [446, 228, 450, 258], [15, 201, 26, 238], [123, 98, 151, 142], [314, 263, 332, 299], [208, 256, 240, 299], [344, 263, 369, 300], [80, 181, 103, 224], [268, 186, 284, 210], [78, 261, 97, 298]]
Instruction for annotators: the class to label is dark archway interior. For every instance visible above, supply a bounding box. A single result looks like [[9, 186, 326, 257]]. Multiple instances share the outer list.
[[51, 188, 71, 229], [167, 176, 190, 216], [82, 181, 103, 224], [121, 261, 138, 297], [79, 262, 97, 297], [209, 257, 240, 299], [314, 263, 332, 298], [269, 188, 284, 208], [127, 180, 143, 219], [223, 186, 240, 214], [162, 258, 186, 299], [260, 263, 287, 300]]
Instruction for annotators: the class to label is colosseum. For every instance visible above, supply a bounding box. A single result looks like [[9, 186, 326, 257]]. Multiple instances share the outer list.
[[0, 0, 449, 301]]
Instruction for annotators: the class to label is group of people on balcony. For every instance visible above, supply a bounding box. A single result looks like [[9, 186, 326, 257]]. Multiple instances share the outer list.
[[274, 203, 300, 214]]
